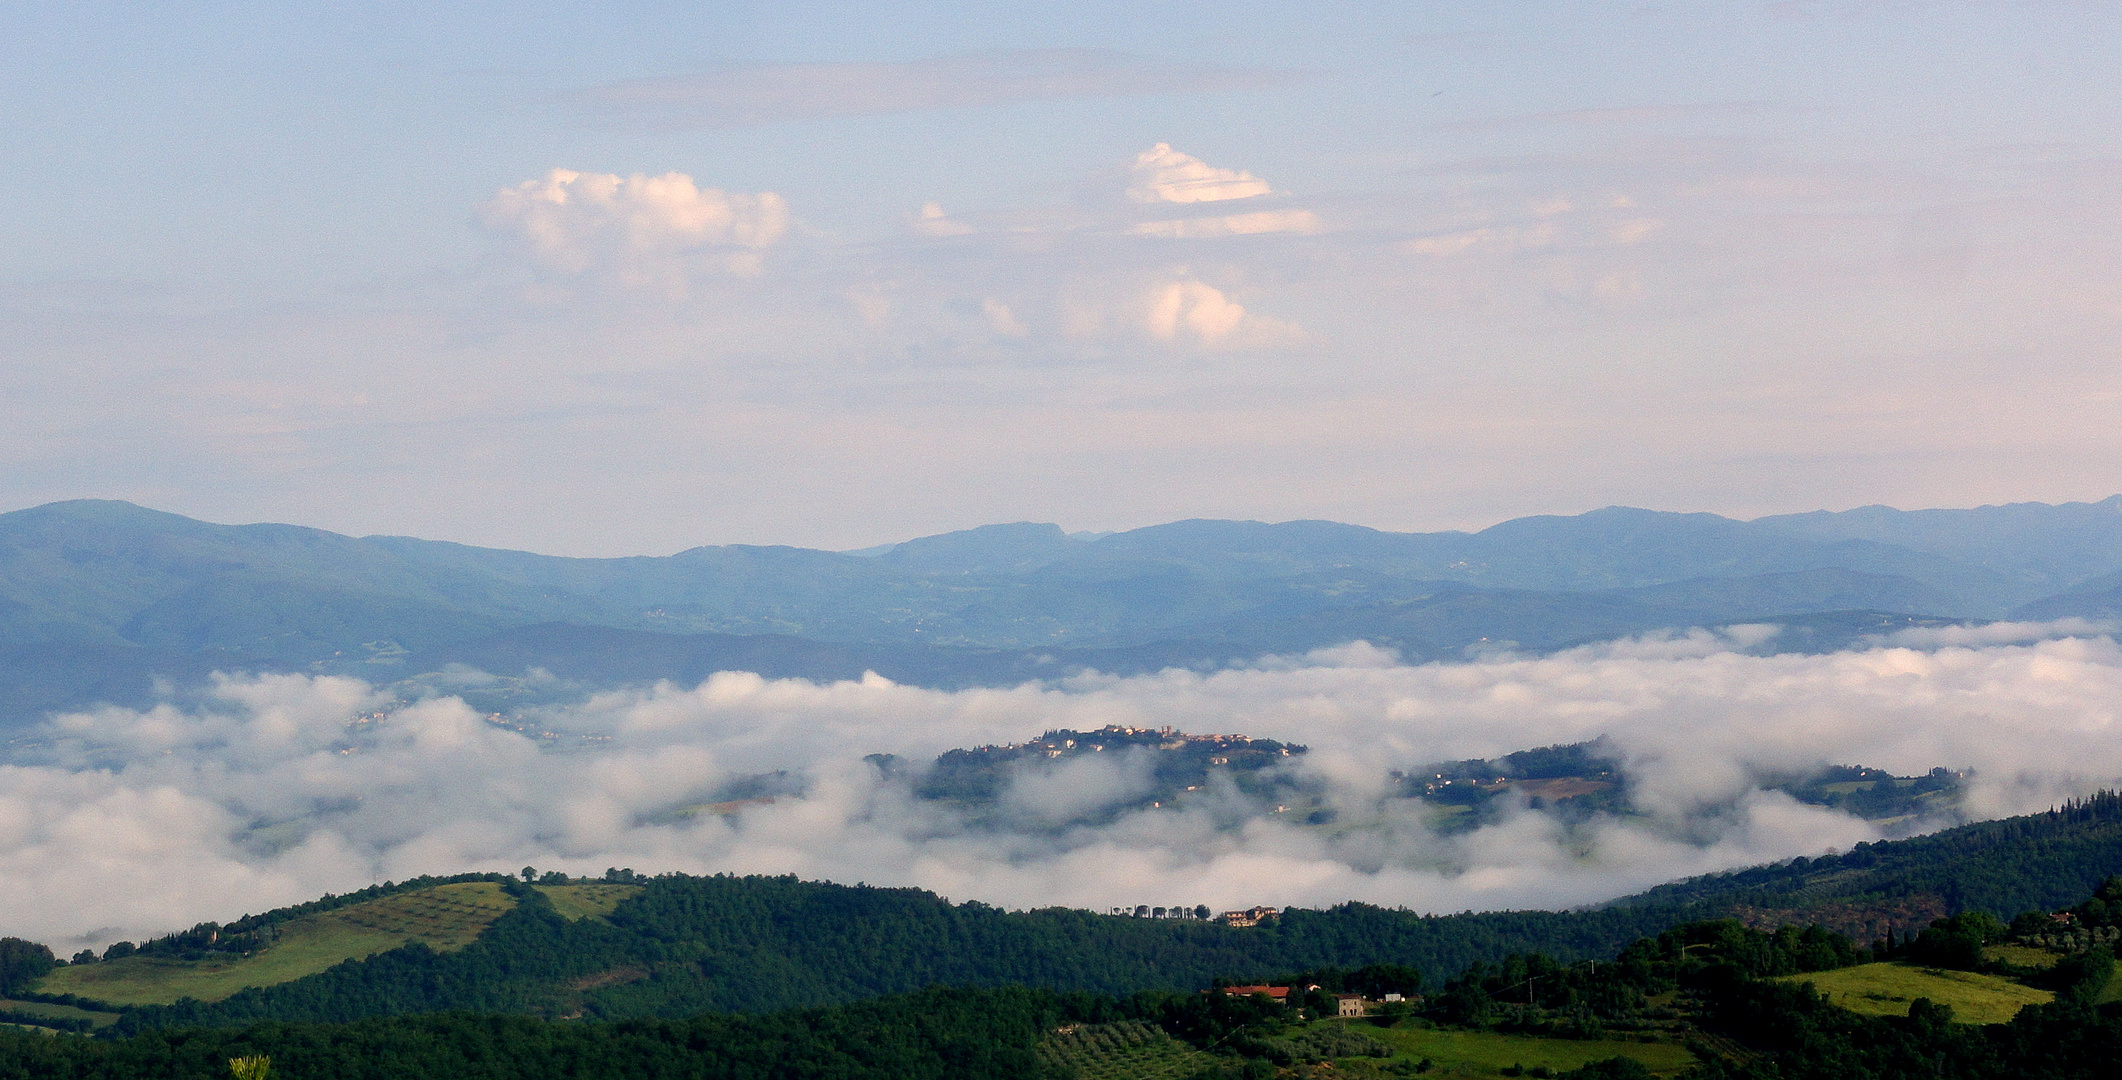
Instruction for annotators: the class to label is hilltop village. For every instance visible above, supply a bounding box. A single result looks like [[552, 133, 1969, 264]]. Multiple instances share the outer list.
[[943, 725, 1299, 768]]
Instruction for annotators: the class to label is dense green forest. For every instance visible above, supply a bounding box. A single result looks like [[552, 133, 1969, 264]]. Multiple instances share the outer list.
[[0, 987, 1069, 1080]]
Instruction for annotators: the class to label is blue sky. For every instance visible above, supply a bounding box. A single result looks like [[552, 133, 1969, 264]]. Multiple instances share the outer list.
[[2, 1, 2118, 553]]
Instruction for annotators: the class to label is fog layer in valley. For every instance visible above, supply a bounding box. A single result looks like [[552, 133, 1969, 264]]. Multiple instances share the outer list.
[[6, 623, 2121, 951]]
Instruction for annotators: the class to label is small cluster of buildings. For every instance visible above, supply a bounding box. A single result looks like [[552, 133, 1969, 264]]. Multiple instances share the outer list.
[[1217, 905, 1281, 927], [1103, 903, 1282, 925], [1109, 905, 1210, 919], [1218, 984, 1415, 1017]]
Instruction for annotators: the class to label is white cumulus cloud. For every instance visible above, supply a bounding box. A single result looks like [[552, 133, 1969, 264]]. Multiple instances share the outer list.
[[1143, 279, 1303, 348], [1127, 143, 1275, 204], [480, 169, 790, 290]]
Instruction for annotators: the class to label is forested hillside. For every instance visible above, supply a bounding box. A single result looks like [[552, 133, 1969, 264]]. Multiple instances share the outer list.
[[8, 877, 2122, 1079], [1616, 791, 2122, 938], [0, 987, 1070, 1080], [67, 876, 1690, 1032]]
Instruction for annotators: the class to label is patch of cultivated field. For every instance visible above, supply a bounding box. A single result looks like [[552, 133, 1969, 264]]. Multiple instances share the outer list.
[[1779, 962, 2052, 1024], [535, 883, 642, 921], [1366, 1026, 1697, 1078], [36, 882, 517, 1007], [321, 881, 516, 948], [1039, 1020, 1217, 1080], [1041, 1018, 1693, 1079]]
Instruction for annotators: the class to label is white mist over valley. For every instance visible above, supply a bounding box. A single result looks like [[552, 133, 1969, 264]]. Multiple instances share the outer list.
[[10, 621, 2120, 953]]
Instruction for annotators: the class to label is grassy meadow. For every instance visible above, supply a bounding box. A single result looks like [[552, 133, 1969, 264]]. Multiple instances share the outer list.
[[1777, 962, 2053, 1024], [0, 997, 122, 1030], [35, 882, 517, 1007], [1365, 1025, 1696, 1078]]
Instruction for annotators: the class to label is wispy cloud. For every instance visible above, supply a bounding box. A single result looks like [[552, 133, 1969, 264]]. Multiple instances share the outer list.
[[567, 50, 1303, 130], [1437, 101, 1782, 133], [1129, 209, 1319, 239], [1119, 144, 1320, 241]]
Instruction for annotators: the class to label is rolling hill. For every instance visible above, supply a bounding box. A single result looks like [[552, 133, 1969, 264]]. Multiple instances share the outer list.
[[8, 792, 2117, 1034]]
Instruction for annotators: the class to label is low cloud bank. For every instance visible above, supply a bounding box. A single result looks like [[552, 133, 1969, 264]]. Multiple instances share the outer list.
[[6, 627, 2122, 951]]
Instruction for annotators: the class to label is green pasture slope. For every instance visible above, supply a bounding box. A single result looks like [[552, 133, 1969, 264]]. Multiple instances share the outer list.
[[0, 996, 120, 1032], [1774, 962, 2054, 1024]]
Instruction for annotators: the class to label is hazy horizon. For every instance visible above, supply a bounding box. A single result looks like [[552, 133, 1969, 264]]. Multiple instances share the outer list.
[[5, 3, 2120, 556], [10, 491, 2122, 559]]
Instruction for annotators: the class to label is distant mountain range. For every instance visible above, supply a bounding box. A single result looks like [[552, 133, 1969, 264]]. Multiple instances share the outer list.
[[5, 497, 2122, 728]]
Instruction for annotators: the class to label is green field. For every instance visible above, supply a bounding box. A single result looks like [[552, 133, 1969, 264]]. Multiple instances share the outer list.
[[1365, 1025, 1697, 1078], [1778, 962, 2053, 1024], [536, 883, 642, 921], [35, 882, 518, 1007], [1978, 946, 2122, 1005]]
